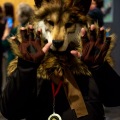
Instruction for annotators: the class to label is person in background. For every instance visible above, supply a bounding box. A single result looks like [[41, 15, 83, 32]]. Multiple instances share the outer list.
[[3, 2, 33, 63], [2, 2, 14, 41], [9, 2, 34, 39], [88, 0, 104, 27], [16, 2, 34, 27], [3, 2, 34, 64], [0, 3, 15, 88], [1, 2, 15, 65], [0, 5, 6, 95]]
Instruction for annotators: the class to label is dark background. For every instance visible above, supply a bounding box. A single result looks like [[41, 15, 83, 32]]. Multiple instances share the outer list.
[[105, 0, 120, 75]]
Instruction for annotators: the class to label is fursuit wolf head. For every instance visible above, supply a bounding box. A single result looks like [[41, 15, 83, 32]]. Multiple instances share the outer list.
[[34, 0, 91, 52]]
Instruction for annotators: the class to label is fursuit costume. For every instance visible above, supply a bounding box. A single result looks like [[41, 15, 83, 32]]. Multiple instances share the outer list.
[[1, 0, 120, 120]]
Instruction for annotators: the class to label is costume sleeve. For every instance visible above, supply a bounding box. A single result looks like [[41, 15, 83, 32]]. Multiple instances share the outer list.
[[91, 61, 120, 107], [0, 58, 38, 119]]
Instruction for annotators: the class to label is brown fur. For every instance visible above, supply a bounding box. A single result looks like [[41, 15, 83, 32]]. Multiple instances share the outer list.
[[7, 0, 115, 79], [8, 28, 115, 79]]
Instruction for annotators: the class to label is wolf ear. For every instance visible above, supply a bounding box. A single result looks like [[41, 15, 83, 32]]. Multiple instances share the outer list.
[[34, 0, 62, 7], [34, 0, 92, 15], [72, 0, 92, 15], [62, 0, 91, 15], [34, 0, 41, 8], [34, 0, 50, 8]]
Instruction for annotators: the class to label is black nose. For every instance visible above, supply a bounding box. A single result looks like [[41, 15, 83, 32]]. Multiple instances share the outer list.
[[53, 40, 64, 49]]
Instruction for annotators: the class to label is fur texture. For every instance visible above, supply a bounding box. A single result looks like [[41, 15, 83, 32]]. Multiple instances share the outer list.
[[7, 0, 115, 79]]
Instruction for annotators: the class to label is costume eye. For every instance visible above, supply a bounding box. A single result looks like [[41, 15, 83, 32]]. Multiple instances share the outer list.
[[65, 22, 73, 28], [47, 20, 54, 26]]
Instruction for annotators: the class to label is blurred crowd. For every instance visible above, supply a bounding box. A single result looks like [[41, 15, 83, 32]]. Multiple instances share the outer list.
[[0, 2, 34, 94]]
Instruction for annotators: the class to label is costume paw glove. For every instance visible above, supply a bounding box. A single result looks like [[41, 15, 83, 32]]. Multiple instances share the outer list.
[[81, 26, 111, 69], [15, 25, 45, 63]]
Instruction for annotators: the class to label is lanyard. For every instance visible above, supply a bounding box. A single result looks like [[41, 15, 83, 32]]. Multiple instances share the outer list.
[[51, 80, 63, 97], [51, 80, 63, 113], [48, 81, 63, 120]]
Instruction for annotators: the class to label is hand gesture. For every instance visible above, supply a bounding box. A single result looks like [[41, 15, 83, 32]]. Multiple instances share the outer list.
[[12, 25, 51, 63], [71, 25, 111, 68], [80, 25, 111, 68]]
